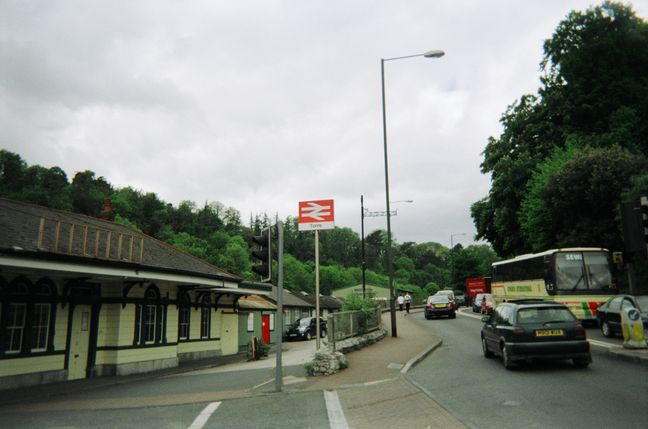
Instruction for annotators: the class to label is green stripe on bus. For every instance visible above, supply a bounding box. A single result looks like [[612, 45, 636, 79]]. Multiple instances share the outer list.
[[581, 302, 592, 317]]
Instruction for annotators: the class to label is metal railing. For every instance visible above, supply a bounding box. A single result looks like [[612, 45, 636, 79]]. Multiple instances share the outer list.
[[327, 307, 382, 347]]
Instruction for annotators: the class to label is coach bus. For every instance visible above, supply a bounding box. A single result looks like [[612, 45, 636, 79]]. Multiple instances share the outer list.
[[491, 248, 615, 321]]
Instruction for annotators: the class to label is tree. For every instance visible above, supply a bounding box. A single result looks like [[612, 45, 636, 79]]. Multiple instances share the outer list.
[[70, 170, 113, 217], [217, 235, 252, 277], [472, 2, 648, 257], [541, 145, 648, 250], [319, 227, 361, 267]]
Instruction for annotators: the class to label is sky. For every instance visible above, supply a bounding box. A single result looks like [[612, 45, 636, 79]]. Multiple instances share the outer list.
[[2, 0, 647, 249]]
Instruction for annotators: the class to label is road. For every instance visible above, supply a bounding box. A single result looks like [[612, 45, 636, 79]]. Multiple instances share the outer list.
[[406, 308, 648, 429], [1, 309, 646, 429]]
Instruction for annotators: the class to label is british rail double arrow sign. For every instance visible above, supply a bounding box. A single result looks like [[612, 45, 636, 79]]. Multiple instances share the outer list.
[[298, 199, 335, 231]]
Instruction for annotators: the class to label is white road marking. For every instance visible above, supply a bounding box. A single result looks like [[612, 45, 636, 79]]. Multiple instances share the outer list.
[[588, 339, 616, 349], [324, 390, 349, 429], [188, 401, 221, 429]]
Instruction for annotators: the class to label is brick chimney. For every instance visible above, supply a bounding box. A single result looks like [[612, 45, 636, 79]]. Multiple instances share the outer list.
[[100, 196, 115, 221]]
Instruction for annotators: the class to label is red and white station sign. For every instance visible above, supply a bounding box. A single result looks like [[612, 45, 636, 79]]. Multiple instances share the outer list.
[[298, 199, 335, 231]]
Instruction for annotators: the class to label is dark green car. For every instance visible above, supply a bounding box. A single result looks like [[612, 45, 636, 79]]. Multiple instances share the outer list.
[[481, 300, 591, 369]]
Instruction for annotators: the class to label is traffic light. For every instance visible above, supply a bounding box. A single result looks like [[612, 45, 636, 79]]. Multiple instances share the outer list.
[[251, 228, 271, 281]]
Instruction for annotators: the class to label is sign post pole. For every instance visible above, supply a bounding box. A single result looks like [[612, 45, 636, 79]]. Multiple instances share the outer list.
[[315, 229, 320, 350], [298, 199, 335, 352]]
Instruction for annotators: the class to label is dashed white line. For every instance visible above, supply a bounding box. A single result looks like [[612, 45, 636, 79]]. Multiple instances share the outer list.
[[324, 390, 349, 429], [188, 401, 221, 429]]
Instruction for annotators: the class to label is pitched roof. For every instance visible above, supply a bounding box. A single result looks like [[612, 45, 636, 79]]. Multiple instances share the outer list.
[[298, 292, 343, 310], [0, 197, 241, 283], [264, 285, 314, 308], [238, 294, 276, 311]]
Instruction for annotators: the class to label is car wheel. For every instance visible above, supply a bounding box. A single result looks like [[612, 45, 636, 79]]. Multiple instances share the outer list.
[[321, 329, 327, 337], [601, 321, 613, 338], [306, 332, 312, 341], [502, 345, 516, 370], [573, 358, 590, 369], [450, 312, 456, 319], [482, 337, 493, 358]]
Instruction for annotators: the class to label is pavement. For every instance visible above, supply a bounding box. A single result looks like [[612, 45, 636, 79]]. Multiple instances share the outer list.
[[1, 308, 646, 428]]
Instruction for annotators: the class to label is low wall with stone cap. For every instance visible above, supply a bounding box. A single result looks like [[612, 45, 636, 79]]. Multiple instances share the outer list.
[[309, 327, 388, 376]]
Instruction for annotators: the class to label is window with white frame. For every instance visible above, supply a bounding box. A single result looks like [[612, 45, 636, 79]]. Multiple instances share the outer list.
[[177, 292, 190, 341], [6, 303, 26, 354], [178, 307, 190, 340], [200, 296, 211, 339], [2, 277, 57, 356], [31, 303, 50, 351], [247, 313, 254, 332], [143, 304, 157, 344], [134, 285, 166, 346]]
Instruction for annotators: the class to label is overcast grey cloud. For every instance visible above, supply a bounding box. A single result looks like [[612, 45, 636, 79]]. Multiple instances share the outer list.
[[2, 0, 646, 247]]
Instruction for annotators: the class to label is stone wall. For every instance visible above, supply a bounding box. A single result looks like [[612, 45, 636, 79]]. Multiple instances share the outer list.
[[309, 327, 387, 376]]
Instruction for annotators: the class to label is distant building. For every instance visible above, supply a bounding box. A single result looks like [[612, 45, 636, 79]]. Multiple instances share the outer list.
[[263, 285, 314, 333], [298, 292, 343, 318], [236, 293, 277, 349], [332, 284, 390, 300]]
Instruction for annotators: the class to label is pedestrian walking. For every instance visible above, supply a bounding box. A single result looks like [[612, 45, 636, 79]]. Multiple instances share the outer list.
[[397, 293, 404, 311], [404, 292, 412, 313]]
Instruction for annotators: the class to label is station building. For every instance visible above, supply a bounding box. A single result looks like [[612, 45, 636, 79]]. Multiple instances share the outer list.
[[0, 198, 270, 390]]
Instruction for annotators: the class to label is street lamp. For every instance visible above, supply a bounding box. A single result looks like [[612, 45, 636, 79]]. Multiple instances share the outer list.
[[450, 232, 467, 250], [360, 197, 413, 298], [382, 49, 444, 338]]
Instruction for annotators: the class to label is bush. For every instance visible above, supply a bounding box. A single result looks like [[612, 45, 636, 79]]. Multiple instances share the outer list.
[[342, 294, 379, 334]]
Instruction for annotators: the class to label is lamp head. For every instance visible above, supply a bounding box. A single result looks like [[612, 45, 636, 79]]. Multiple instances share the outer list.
[[423, 50, 445, 58]]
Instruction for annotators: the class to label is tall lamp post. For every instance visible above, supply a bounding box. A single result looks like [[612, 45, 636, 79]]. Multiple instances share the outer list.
[[382, 49, 444, 338]]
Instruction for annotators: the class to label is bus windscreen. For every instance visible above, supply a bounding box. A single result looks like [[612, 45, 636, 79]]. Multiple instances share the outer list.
[[555, 251, 611, 291]]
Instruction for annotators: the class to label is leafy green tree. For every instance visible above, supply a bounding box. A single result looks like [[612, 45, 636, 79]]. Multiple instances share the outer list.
[[319, 264, 355, 295], [541, 145, 648, 250], [519, 144, 579, 251], [424, 282, 440, 295], [70, 170, 113, 217], [282, 254, 314, 292], [114, 214, 142, 232], [472, 2, 648, 257], [165, 232, 210, 261], [319, 227, 361, 267], [217, 235, 252, 277], [18, 165, 71, 209], [0, 150, 24, 193]]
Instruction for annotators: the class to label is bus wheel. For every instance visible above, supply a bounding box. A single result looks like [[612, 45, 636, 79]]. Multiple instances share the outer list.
[[601, 321, 613, 338], [573, 358, 590, 369]]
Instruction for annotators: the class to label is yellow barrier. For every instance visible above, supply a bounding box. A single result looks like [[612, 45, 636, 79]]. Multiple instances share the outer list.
[[621, 307, 647, 349]]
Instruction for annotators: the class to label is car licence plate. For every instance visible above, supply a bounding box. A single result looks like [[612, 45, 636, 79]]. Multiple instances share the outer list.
[[535, 329, 564, 337], [434, 304, 446, 308]]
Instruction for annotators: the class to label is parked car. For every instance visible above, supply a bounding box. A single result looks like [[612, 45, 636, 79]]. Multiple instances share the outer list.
[[481, 299, 591, 369], [425, 295, 456, 319], [596, 295, 648, 338], [473, 293, 494, 313], [284, 317, 327, 341], [434, 290, 456, 307], [455, 294, 466, 307]]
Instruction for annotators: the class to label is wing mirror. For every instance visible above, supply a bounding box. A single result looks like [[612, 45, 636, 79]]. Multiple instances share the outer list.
[[481, 315, 491, 323]]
